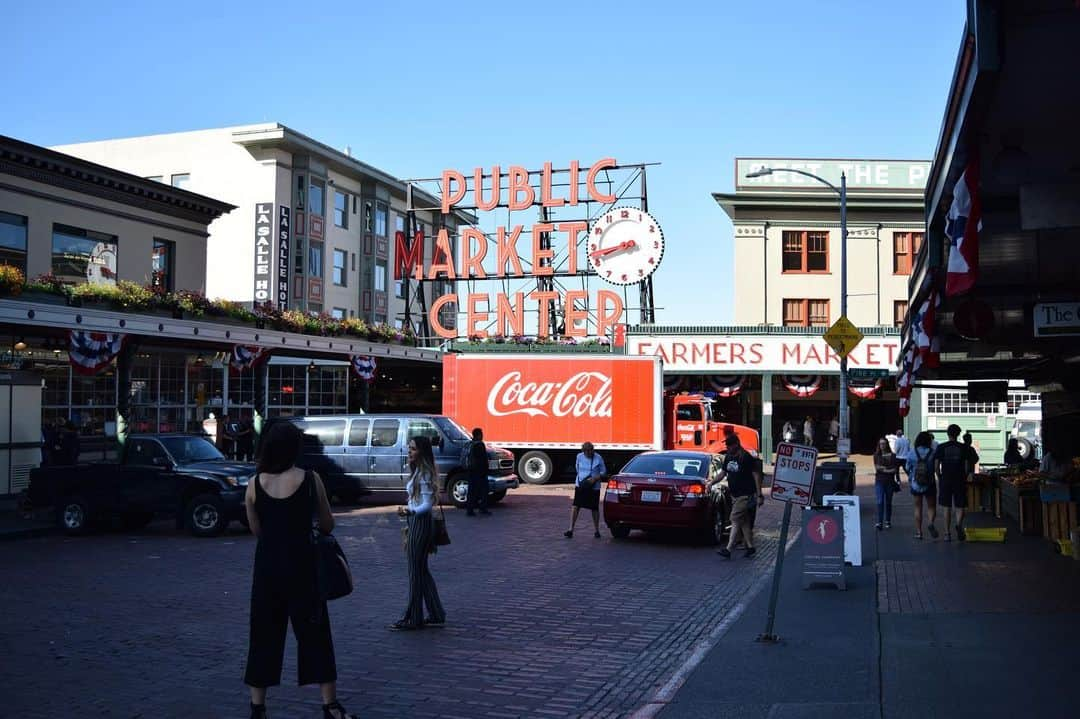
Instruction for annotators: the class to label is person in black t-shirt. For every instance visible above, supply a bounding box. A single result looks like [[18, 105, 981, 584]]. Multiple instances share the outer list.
[[709, 433, 763, 559], [935, 424, 969, 541]]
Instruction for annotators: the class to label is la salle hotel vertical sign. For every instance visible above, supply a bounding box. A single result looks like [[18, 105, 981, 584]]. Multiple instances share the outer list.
[[253, 203, 273, 304]]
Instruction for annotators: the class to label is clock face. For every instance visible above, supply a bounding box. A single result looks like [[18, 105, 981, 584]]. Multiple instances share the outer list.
[[587, 207, 665, 286], [86, 242, 118, 285]]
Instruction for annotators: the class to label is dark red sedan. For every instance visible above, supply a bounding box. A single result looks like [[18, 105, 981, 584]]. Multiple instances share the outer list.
[[603, 450, 731, 543]]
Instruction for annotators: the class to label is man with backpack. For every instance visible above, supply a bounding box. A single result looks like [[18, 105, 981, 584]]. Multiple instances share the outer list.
[[935, 424, 969, 541], [463, 427, 491, 516]]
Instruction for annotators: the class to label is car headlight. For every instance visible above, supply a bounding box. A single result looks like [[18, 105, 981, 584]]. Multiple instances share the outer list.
[[223, 475, 240, 487]]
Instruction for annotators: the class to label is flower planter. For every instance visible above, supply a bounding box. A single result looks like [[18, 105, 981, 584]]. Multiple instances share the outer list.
[[15, 290, 70, 306]]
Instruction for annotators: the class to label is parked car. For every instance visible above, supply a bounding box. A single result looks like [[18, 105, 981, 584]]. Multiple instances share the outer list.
[[274, 414, 520, 508], [27, 433, 255, 537], [602, 450, 731, 543]]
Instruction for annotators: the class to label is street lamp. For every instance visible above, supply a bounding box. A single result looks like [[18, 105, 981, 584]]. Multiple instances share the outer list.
[[745, 166, 849, 460]]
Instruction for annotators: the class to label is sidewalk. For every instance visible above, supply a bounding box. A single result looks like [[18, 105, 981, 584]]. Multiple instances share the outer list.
[[650, 475, 1080, 718]]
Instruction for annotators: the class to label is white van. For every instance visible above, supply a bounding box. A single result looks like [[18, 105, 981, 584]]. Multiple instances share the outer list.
[[1011, 401, 1042, 460]]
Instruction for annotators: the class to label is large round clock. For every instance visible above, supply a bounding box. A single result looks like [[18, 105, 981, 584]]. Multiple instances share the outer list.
[[587, 207, 665, 285], [86, 242, 118, 285]]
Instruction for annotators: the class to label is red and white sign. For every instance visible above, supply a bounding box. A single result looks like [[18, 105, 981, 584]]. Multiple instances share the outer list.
[[770, 442, 818, 506], [628, 334, 900, 373], [443, 354, 661, 450]]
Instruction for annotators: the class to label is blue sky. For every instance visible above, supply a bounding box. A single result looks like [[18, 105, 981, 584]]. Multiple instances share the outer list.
[[4, 0, 966, 326]]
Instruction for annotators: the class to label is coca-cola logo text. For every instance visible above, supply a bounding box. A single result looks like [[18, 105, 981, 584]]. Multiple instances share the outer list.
[[486, 371, 613, 418]]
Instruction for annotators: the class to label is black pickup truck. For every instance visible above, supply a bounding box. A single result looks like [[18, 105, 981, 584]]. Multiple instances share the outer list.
[[27, 433, 256, 537]]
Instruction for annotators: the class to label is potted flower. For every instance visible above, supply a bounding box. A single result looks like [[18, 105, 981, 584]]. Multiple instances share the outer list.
[[0, 265, 25, 297]]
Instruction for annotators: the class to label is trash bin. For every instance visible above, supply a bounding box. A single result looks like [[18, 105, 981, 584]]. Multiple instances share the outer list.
[[812, 461, 856, 506]]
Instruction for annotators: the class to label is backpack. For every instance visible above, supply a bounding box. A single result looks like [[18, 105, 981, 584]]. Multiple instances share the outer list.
[[461, 441, 485, 473], [912, 450, 932, 493]]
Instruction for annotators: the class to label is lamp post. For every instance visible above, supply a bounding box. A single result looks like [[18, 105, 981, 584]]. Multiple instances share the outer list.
[[746, 166, 849, 459]]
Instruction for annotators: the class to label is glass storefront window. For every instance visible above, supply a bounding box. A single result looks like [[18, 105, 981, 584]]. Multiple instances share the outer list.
[[228, 368, 256, 407], [152, 239, 174, 292], [268, 364, 307, 412], [0, 210, 28, 273], [308, 367, 347, 410], [52, 223, 118, 285]]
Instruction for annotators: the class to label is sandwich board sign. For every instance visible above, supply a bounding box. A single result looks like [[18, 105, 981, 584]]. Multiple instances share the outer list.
[[802, 507, 846, 590], [770, 442, 818, 506]]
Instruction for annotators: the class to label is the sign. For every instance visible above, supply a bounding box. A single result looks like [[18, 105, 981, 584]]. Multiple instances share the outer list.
[[822, 495, 862, 566], [736, 158, 931, 192], [628, 334, 899, 373], [276, 206, 291, 310], [801, 507, 846, 590], [252, 202, 273, 304], [823, 316, 864, 360], [771, 442, 818, 506], [1034, 302, 1080, 337], [848, 368, 890, 380]]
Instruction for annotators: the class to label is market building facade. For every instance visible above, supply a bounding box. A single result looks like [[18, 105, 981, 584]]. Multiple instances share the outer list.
[[0, 135, 441, 496]]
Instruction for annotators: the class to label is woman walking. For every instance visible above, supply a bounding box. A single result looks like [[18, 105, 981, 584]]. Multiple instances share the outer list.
[[243, 421, 354, 719], [392, 435, 446, 631], [907, 431, 939, 540], [873, 437, 901, 530]]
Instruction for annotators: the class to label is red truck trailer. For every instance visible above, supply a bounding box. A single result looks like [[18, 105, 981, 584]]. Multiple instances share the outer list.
[[442, 354, 759, 484]]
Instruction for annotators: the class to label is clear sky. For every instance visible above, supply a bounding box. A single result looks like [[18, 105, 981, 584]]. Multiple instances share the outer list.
[[4, 0, 966, 327]]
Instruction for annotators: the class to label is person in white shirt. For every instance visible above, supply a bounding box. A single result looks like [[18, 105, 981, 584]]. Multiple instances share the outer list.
[[392, 435, 446, 631], [893, 429, 913, 481], [565, 442, 606, 539]]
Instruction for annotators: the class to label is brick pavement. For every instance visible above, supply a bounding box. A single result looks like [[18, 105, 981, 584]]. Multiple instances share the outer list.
[[0, 485, 787, 718]]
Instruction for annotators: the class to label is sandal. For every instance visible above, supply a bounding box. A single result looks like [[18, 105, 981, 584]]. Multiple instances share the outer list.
[[389, 620, 420, 631], [914, 532, 923, 540], [323, 701, 356, 719]]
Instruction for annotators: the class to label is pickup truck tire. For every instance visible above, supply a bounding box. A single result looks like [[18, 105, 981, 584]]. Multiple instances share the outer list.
[[186, 494, 227, 537], [59, 497, 90, 535], [447, 474, 470, 508], [609, 523, 631, 539], [519, 451, 553, 485], [1016, 437, 1035, 460], [488, 489, 507, 504]]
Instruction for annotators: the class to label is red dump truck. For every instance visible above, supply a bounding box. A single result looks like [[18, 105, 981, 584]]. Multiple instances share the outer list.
[[442, 354, 759, 483]]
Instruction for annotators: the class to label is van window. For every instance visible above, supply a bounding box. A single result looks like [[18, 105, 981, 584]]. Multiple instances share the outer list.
[[371, 419, 400, 447], [297, 419, 345, 447], [348, 419, 370, 447], [676, 404, 703, 421], [406, 419, 441, 446]]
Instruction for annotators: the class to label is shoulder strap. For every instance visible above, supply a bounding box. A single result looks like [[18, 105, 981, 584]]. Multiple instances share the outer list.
[[306, 469, 318, 525]]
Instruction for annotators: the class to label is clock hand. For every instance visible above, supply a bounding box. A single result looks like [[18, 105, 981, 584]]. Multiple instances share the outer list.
[[590, 240, 637, 259]]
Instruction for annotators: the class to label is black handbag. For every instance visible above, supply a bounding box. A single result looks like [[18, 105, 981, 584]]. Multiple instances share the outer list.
[[307, 472, 353, 601], [433, 494, 451, 547]]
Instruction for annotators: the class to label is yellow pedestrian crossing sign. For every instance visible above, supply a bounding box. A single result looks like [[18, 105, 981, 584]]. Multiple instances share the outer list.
[[823, 316, 863, 359]]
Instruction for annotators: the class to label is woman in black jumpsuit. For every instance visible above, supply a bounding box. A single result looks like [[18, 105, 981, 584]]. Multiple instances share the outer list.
[[243, 421, 354, 719]]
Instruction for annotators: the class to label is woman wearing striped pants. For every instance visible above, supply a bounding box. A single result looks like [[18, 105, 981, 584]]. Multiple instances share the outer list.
[[391, 435, 446, 631]]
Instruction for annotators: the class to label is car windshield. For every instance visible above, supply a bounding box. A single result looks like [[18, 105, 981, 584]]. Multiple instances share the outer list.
[[434, 417, 472, 442], [158, 436, 226, 464], [621, 454, 708, 478]]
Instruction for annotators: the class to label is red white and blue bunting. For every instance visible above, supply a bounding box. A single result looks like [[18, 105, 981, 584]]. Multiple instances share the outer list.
[[69, 331, 126, 375], [663, 375, 686, 392], [782, 374, 821, 398], [350, 355, 377, 382], [707, 374, 746, 398], [848, 379, 884, 400], [229, 345, 271, 372]]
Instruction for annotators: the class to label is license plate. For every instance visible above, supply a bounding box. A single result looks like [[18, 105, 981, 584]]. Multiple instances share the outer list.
[[641, 490, 662, 503]]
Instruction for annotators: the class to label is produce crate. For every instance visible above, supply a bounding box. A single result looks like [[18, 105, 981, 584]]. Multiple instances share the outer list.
[[1040, 482, 1072, 503], [966, 527, 1007, 542], [1000, 479, 1043, 535], [1041, 501, 1078, 542], [966, 482, 1001, 516]]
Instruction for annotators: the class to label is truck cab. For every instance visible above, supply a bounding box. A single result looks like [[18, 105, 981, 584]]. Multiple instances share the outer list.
[[665, 392, 760, 455]]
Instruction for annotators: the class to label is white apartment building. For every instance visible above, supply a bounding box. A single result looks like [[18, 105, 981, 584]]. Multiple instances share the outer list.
[[53, 123, 460, 333]]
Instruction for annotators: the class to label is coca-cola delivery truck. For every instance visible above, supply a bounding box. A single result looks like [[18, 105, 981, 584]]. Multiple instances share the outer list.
[[442, 354, 759, 484]]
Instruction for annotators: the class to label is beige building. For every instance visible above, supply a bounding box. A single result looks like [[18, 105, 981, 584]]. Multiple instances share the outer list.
[[53, 123, 462, 333], [715, 158, 930, 330]]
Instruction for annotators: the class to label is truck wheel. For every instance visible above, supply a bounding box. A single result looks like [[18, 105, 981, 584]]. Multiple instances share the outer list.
[[519, 451, 553, 485], [609, 523, 631, 539], [488, 489, 507, 504], [1016, 438, 1035, 460], [59, 497, 90, 535], [447, 474, 470, 508], [186, 494, 226, 537]]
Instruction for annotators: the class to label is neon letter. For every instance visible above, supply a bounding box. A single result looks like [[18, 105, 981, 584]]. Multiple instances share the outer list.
[[495, 225, 525, 277], [531, 223, 555, 276], [461, 227, 487, 279], [495, 292, 525, 337], [441, 169, 466, 214], [586, 157, 617, 203], [429, 294, 457, 339], [596, 289, 624, 337], [475, 165, 501, 212], [564, 290, 589, 337], [507, 166, 534, 211]]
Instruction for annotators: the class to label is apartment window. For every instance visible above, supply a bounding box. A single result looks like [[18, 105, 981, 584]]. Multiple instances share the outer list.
[[782, 230, 828, 273], [0, 211, 29, 273], [170, 174, 190, 189], [893, 232, 924, 274], [375, 202, 388, 237], [396, 215, 406, 234], [309, 179, 325, 217], [330, 307, 346, 320], [146, 176, 163, 182], [52, 223, 118, 285], [395, 277, 405, 299], [375, 260, 387, 292], [309, 242, 323, 278], [333, 191, 348, 228], [351, 253, 356, 271], [783, 298, 830, 327], [332, 249, 347, 286], [152, 239, 175, 292], [893, 300, 908, 328], [364, 201, 373, 232], [394, 319, 404, 330], [296, 175, 305, 210]]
